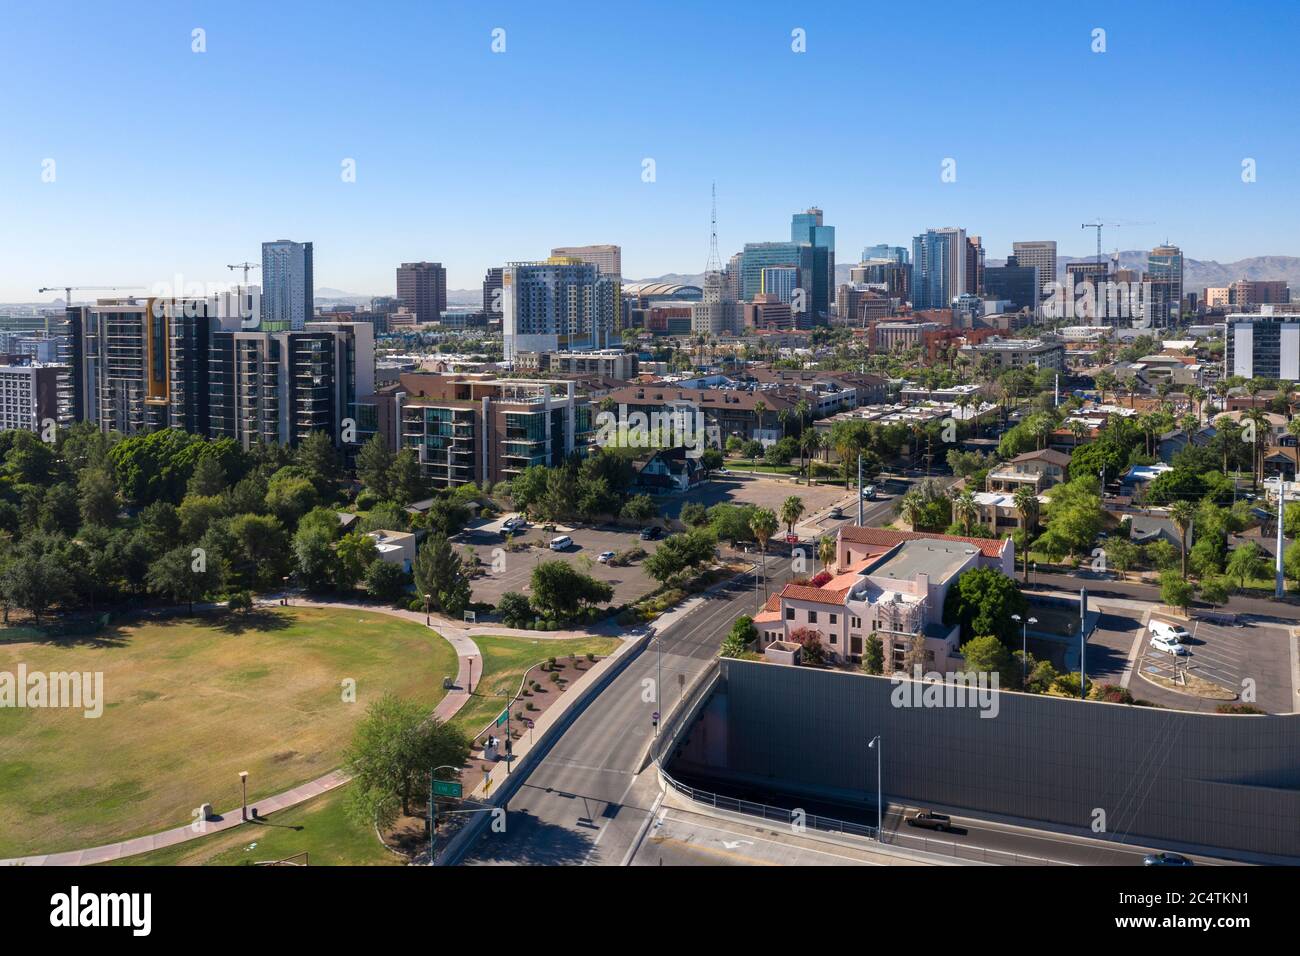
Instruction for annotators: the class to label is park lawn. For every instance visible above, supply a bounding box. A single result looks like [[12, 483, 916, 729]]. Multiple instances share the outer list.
[[108, 782, 399, 866], [0, 606, 456, 858], [451, 635, 621, 738]]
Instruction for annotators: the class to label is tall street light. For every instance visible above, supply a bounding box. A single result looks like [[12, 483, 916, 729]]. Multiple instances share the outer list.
[[239, 770, 249, 821], [867, 735, 881, 842], [1011, 614, 1037, 688], [424, 593, 432, 627]]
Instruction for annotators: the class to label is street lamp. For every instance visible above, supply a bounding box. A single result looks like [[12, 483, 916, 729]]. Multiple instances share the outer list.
[[424, 593, 431, 627], [1011, 614, 1038, 688], [239, 770, 249, 821], [867, 736, 882, 842]]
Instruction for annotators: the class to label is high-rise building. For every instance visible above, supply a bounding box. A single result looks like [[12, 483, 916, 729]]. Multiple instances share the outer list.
[[739, 242, 803, 301], [261, 240, 314, 331], [965, 236, 985, 295], [1225, 310, 1300, 380], [759, 265, 799, 304], [911, 228, 966, 310], [502, 258, 621, 362], [1012, 241, 1057, 300], [850, 260, 911, 300], [482, 267, 504, 317], [0, 363, 73, 433], [693, 270, 741, 336], [396, 262, 448, 325], [549, 245, 622, 277], [1229, 280, 1290, 309], [861, 244, 909, 265], [1146, 245, 1184, 327], [208, 321, 374, 449], [983, 255, 1039, 313], [791, 208, 835, 321]]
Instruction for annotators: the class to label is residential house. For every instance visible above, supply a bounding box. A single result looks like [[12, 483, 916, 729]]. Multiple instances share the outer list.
[[985, 449, 1070, 494]]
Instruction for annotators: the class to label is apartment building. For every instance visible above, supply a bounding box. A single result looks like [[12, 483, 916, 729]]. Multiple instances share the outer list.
[[379, 373, 593, 490], [0, 363, 73, 433], [1225, 309, 1300, 380], [960, 336, 1065, 372], [514, 349, 638, 380]]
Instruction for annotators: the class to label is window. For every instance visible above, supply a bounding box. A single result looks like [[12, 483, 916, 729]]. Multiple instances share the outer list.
[[851, 635, 863, 655], [785, 608, 794, 620], [808, 610, 817, 624], [829, 613, 837, 625], [850, 616, 861, 629]]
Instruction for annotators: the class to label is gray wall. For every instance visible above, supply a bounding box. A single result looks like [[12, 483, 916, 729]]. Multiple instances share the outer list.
[[677, 659, 1300, 859]]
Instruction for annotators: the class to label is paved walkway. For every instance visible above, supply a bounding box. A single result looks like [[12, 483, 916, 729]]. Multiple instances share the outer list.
[[0, 596, 490, 867]]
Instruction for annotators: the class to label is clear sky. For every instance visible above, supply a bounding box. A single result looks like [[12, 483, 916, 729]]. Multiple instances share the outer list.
[[2, 0, 1298, 301]]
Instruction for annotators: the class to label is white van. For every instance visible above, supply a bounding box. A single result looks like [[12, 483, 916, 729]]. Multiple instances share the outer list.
[[1148, 619, 1191, 643], [549, 534, 573, 552]]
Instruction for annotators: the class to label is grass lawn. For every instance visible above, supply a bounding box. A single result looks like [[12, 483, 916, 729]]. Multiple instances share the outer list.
[[108, 782, 400, 866], [0, 606, 456, 858], [451, 635, 621, 737]]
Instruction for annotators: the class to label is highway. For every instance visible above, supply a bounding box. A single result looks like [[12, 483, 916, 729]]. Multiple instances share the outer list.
[[462, 562, 793, 866]]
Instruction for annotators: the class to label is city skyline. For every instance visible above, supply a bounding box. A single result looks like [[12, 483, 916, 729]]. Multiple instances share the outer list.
[[3, 1, 1300, 300]]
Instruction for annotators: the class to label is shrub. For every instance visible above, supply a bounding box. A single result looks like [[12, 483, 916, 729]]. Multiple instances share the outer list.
[[809, 570, 832, 588]]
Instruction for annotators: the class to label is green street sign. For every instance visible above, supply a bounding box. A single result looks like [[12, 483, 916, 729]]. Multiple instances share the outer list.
[[432, 780, 462, 799], [496, 709, 509, 727]]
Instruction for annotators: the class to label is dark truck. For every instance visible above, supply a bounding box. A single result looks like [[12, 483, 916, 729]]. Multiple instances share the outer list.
[[905, 810, 953, 832]]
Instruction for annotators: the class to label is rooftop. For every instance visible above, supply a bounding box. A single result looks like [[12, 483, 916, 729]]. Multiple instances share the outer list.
[[868, 538, 980, 583], [839, 525, 1007, 560]]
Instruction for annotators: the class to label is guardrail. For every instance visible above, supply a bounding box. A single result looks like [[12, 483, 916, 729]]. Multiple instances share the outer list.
[[660, 770, 1067, 866]]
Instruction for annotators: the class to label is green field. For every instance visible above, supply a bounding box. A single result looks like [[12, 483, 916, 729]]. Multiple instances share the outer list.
[[0, 607, 456, 858], [108, 782, 400, 866], [451, 635, 621, 737]]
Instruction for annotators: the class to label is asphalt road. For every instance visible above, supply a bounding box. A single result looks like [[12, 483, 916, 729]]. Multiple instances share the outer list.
[[461, 561, 794, 866]]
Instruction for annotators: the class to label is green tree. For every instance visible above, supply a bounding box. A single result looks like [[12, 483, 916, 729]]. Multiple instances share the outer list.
[[942, 566, 1028, 647], [292, 521, 337, 593], [530, 560, 613, 621], [496, 591, 532, 627], [343, 693, 470, 831], [79, 467, 120, 528], [959, 635, 1019, 688], [862, 634, 884, 675], [749, 507, 779, 599], [721, 615, 756, 657], [1159, 570, 1195, 614], [0, 534, 75, 624], [389, 449, 426, 507], [620, 494, 657, 523], [365, 560, 410, 605], [147, 544, 221, 613], [1169, 500, 1196, 580], [187, 454, 228, 498], [356, 434, 395, 500], [1226, 541, 1268, 589], [412, 533, 472, 618], [779, 495, 805, 535], [294, 431, 340, 496], [335, 531, 378, 591]]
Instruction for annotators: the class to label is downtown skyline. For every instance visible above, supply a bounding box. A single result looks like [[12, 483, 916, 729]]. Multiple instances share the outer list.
[[4, 0, 1300, 301]]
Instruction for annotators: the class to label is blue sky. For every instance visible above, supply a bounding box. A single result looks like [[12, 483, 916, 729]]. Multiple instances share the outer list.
[[2, 0, 1298, 301]]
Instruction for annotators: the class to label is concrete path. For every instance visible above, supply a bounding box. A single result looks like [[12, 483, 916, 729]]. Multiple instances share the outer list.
[[0, 597, 485, 867]]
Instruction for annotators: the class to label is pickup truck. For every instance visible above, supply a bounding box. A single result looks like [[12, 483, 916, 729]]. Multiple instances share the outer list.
[[905, 810, 953, 832]]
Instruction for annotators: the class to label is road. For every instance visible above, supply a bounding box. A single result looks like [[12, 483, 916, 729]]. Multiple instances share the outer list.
[[461, 562, 793, 866], [1025, 571, 1300, 623]]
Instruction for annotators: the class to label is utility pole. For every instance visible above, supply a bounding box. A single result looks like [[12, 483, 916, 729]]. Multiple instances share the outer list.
[[857, 453, 863, 525], [1276, 480, 1290, 599]]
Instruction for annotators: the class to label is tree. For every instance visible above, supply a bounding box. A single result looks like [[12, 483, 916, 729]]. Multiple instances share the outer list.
[[294, 431, 340, 496], [147, 544, 220, 613], [749, 507, 779, 599], [721, 615, 756, 657], [356, 434, 395, 500], [959, 635, 1019, 688], [779, 495, 805, 535], [896, 491, 925, 532], [1169, 500, 1196, 580], [787, 625, 825, 665], [1226, 541, 1268, 589], [1200, 574, 1231, 606], [1106, 537, 1139, 581], [620, 494, 657, 523], [39, 482, 81, 536], [343, 693, 470, 831], [365, 560, 410, 605], [79, 467, 120, 528], [862, 634, 884, 675], [1159, 570, 1195, 614], [187, 454, 228, 498], [530, 560, 613, 621], [0, 534, 75, 624], [412, 533, 472, 618], [942, 566, 1028, 647], [644, 528, 717, 585], [950, 489, 978, 536], [496, 591, 532, 628], [817, 535, 836, 574], [335, 531, 378, 591], [292, 520, 337, 593], [265, 472, 320, 528], [680, 502, 710, 527], [228, 513, 290, 589]]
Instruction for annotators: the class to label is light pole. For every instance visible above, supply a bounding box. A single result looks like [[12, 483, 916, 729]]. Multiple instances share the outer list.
[[428, 763, 460, 862], [1011, 614, 1037, 688], [868, 736, 881, 842], [424, 593, 431, 627], [239, 770, 248, 821]]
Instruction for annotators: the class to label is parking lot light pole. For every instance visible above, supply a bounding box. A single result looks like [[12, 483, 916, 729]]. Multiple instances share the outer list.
[[239, 770, 248, 821], [424, 593, 431, 627], [868, 736, 881, 841]]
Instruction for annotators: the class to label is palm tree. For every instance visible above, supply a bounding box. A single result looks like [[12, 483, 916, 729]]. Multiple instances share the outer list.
[[800, 429, 822, 484], [779, 495, 805, 536], [777, 408, 791, 441], [1067, 419, 1087, 449], [749, 508, 779, 599], [897, 491, 925, 532], [1243, 407, 1270, 489], [1169, 500, 1196, 580], [752, 398, 767, 445], [817, 535, 837, 576], [951, 489, 978, 536], [1013, 486, 1039, 583]]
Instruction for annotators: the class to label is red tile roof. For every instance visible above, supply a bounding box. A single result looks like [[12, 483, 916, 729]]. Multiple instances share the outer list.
[[780, 584, 851, 606], [761, 593, 782, 613], [838, 525, 1007, 560]]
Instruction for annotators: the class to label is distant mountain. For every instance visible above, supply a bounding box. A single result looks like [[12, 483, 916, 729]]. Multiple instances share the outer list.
[[627, 272, 707, 288], [987, 252, 1300, 290]]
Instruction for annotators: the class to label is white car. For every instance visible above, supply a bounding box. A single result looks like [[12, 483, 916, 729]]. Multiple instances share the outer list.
[[1148, 620, 1191, 643], [597, 550, 616, 564], [549, 534, 573, 551], [1150, 634, 1190, 656], [502, 516, 527, 533]]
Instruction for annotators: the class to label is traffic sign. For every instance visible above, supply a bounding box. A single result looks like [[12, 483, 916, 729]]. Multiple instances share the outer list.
[[432, 780, 462, 799], [524, 718, 534, 728], [651, 711, 660, 723], [496, 709, 509, 727]]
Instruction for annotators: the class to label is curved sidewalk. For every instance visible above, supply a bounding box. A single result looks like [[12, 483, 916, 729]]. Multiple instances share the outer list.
[[0, 597, 486, 867]]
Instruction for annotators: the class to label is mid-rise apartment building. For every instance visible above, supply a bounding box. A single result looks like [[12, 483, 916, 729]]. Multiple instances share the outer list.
[[1226, 309, 1300, 380], [0, 363, 73, 433], [502, 258, 622, 362], [549, 244, 622, 277], [960, 336, 1065, 372], [1011, 241, 1057, 300], [514, 349, 638, 380]]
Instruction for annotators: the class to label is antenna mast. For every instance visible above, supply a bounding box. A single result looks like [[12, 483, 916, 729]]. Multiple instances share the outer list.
[[705, 182, 722, 273]]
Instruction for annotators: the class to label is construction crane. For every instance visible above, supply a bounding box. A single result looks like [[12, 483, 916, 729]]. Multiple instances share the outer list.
[[226, 262, 260, 285], [1080, 221, 1121, 264], [38, 285, 143, 306]]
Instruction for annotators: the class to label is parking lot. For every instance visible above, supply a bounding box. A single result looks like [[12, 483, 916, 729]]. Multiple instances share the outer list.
[[454, 515, 663, 609], [1129, 614, 1295, 714], [657, 474, 856, 527]]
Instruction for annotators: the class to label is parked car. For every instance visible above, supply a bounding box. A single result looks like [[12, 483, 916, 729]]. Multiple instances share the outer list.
[[1148, 619, 1191, 643], [1149, 634, 1189, 656], [640, 526, 663, 541], [1143, 851, 1193, 866], [905, 810, 952, 832], [502, 516, 527, 533], [861, 485, 877, 500], [549, 534, 573, 551], [597, 550, 616, 564]]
